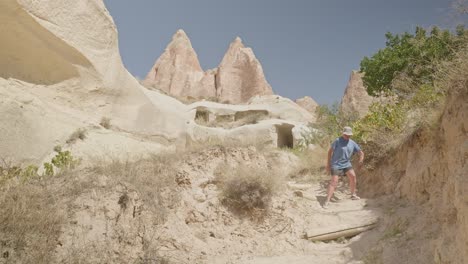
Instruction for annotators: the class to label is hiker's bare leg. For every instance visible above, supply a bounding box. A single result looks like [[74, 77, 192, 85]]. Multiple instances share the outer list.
[[326, 175, 339, 202], [346, 169, 357, 195]]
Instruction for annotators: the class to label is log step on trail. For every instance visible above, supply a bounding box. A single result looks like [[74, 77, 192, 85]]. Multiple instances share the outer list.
[[305, 221, 378, 242]]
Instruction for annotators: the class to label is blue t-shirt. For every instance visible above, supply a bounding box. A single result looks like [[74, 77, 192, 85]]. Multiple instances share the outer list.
[[330, 137, 361, 169]]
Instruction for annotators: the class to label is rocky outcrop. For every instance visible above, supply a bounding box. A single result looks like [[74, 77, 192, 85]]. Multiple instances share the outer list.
[[295, 96, 319, 114], [0, 0, 190, 163], [143, 30, 215, 98], [215, 37, 274, 104], [340, 71, 373, 117], [144, 34, 274, 104]]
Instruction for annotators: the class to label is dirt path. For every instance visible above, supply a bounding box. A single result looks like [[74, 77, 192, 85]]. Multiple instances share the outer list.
[[239, 180, 382, 264]]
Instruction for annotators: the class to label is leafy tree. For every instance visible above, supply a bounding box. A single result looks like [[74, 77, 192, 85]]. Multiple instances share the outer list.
[[360, 26, 468, 96]]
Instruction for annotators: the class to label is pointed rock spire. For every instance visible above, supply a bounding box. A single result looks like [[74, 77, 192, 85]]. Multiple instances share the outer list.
[[143, 34, 274, 103], [143, 29, 204, 96], [216, 37, 273, 104], [340, 71, 374, 117]]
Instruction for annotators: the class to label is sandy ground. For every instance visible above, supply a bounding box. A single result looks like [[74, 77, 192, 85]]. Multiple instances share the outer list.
[[214, 180, 381, 264]]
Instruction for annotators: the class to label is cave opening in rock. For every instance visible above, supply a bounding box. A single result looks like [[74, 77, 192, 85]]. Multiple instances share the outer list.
[[234, 110, 269, 122], [195, 109, 210, 123], [276, 124, 294, 148]]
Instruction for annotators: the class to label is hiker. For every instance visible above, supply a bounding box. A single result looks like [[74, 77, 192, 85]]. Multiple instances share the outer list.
[[323, 126, 364, 209]]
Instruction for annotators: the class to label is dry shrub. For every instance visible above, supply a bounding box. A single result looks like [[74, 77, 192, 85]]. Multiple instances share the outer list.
[[214, 163, 281, 220], [0, 178, 64, 263], [435, 44, 468, 95], [100, 117, 111, 129], [91, 154, 180, 223], [0, 152, 184, 262], [0, 159, 22, 186], [66, 128, 87, 144]]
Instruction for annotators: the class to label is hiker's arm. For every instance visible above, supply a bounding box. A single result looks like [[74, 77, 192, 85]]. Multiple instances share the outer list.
[[358, 150, 364, 164], [326, 147, 333, 173]]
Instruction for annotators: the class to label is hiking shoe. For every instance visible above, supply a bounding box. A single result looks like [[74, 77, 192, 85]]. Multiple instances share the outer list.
[[350, 194, 361, 200], [322, 201, 330, 209]]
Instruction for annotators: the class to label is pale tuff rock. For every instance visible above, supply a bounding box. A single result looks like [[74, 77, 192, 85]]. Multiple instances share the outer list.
[[188, 95, 316, 148], [0, 0, 190, 163], [295, 96, 319, 114], [143, 30, 215, 98], [197, 68, 217, 99], [216, 37, 274, 104], [340, 71, 374, 117]]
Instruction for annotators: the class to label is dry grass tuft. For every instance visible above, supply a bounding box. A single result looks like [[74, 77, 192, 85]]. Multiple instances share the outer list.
[[91, 154, 181, 223], [100, 117, 111, 129], [0, 177, 66, 263], [383, 217, 409, 240], [214, 163, 281, 220], [0, 151, 184, 262], [66, 128, 87, 144], [362, 248, 383, 264]]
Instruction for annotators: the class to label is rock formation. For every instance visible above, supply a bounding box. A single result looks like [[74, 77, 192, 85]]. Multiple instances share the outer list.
[[295, 96, 319, 114], [340, 71, 374, 117], [143, 30, 216, 99], [0, 0, 314, 164], [215, 37, 274, 104], [144, 34, 274, 104], [0, 0, 190, 163]]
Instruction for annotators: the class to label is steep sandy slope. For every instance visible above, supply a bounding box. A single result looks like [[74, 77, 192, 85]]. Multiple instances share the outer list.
[[359, 72, 467, 263], [0, 146, 378, 264]]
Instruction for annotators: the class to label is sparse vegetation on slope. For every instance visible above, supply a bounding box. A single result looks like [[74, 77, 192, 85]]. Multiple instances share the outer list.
[[214, 163, 281, 220], [0, 178, 65, 263], [66, 128, 87, 144], [355, 30, 468, 263], [91, 154, 181, 223]]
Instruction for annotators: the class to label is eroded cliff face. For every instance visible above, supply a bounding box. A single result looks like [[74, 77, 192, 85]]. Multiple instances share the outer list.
[[360, 79, 468, 263]]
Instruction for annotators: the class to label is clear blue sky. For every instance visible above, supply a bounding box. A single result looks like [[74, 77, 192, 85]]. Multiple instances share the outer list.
[[104, 0, 464, 105]]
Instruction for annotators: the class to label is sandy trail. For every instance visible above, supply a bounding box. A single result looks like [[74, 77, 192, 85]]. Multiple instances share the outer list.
[[213, 180, 382, 264]]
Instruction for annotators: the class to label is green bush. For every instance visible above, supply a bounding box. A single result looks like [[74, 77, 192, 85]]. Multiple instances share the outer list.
[[410, 84, 442, 108], [21, 165, 39, 182], [51, 150, 77, 170], [306, 103, 359, 148], [352, 102, 406, 143], [43, 163, 54, 177], [42, 149, 79, 177], [360, 25, 468, 96]]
